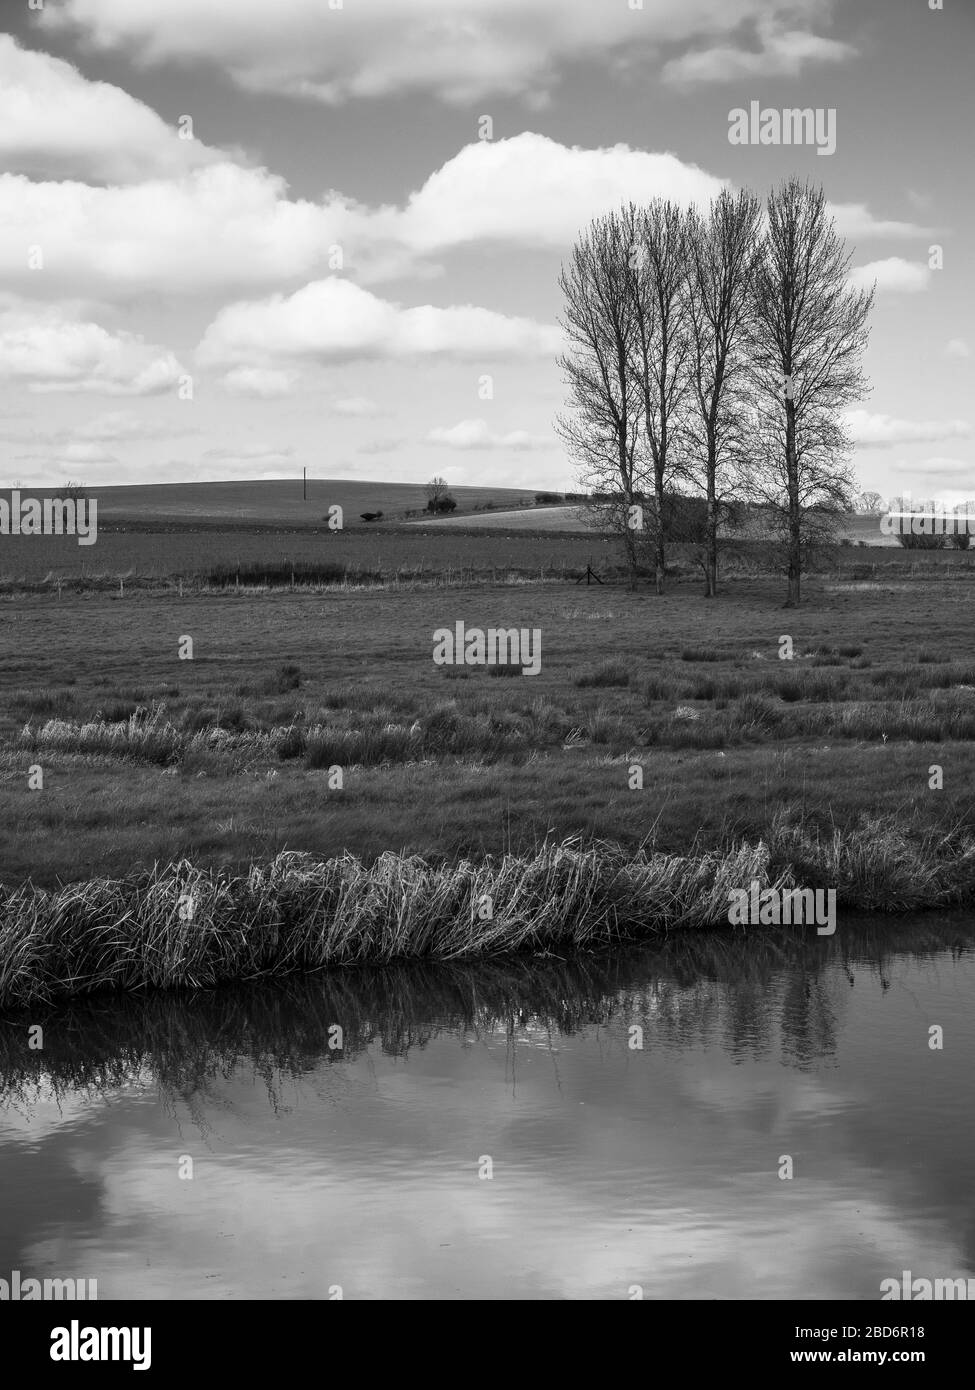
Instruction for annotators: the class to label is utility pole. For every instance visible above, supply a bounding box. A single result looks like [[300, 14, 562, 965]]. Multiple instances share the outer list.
[[303, 467, 307, 501]]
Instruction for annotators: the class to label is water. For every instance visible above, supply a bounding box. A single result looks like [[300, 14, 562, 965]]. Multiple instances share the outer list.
[[2, 917, 974, 1300]]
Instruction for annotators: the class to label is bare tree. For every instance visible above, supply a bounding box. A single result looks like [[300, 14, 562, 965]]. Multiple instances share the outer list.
[[627, 200, 692, 595], [425, 476, 449, 505], [683, 189, 761, 597], [557, 211, 644, 584], [746, 179, 874, 606], [855, 489, 885, 513]]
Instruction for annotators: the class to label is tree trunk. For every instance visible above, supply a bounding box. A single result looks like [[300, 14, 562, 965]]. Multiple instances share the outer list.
[[654, 474, 666, 596], [785, 395, 801, 606], [705, 445, 718, 597]]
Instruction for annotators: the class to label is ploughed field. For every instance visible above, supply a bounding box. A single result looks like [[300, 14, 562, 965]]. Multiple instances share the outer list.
[[2, 574, 975, 891]]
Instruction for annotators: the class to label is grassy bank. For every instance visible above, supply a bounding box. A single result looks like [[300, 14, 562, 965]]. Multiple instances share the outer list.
[[3, 819, 975, 1008]]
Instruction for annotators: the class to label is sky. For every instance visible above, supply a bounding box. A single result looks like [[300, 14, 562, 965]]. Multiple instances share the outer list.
[[0, 0, 972, 501]]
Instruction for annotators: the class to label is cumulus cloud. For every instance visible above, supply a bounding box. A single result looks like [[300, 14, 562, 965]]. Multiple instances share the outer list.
[[395, 134, 726, 255], [0, 302, 183, 394], [53, 441, 120, 466], [196, 278, 563, 367], [2, 410, 193, 447], [73, 410, 149, 441], [945, 339, 971, 360], [846, 410, 971, 447], [890, 457, 974, 481], [847, 258, 931, 293], [357, 436, 407, 455], [220, 366, 296, 397], [332, 396, 383, 416], [42, 0, 845, 105], [0, 129, 921, 298], [663, 20, 855, 85], [0, 135, 726, 296], [426, 418, 555, 451], [0, 164, 352, 296], [828, 204, 931, 241], [202, 443, 296, 465], [0, 35, 226, 184]]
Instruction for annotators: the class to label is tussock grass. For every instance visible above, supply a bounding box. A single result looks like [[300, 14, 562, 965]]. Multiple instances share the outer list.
[[575, 660, 632, 687], [22, 684, 975, 771], [0, 838, 777, 1006], [680, 648, 739, 662], [3, 821, 975, 1008]]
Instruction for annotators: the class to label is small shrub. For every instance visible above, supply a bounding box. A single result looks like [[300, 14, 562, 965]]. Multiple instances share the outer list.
[[276, 726, 307, 761], [575, 661, 630, 688]]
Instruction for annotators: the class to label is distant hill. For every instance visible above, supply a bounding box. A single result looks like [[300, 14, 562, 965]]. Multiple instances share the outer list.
[[67, 479, 543, 528]]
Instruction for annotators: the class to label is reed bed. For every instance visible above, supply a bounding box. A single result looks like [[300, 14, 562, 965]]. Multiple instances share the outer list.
[[3, 823, 975, 1008], [0, 839, 777, 1007]]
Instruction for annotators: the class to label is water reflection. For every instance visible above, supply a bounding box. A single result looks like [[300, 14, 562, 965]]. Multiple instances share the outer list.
[[1, 917, 973, 1299]]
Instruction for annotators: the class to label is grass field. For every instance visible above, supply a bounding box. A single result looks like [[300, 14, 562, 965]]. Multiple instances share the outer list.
[[411, 503, 593, 531], [71, 478, 543, 525], [0, 526, 609, 587], [3, 573, 974, 887], [2, 480, 973, 1002]]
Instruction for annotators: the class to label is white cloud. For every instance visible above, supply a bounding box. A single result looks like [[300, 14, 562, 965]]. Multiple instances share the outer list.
[[663, 21, 855, 85], [202, 443, 296, 465], [0, 164, 352, 296], [43, 0, 843, 105], [0, 129, 916, 299], [828, 204, 931, 241], [945, 339, 971, 360], [0, 35, 226, 184], [332, 396, 383, 416], [221, 366, 296, 397], [73, 410, 148, 441], [357, 436, 407, 455], [846, 410, 971, 447], [1, 410, 192, 447], [893, 457, 973, 476], [426, 418, 554, 451], [0, 135, 727, 296], [54, 441, 120, 466], [0, 302, 183, 394], [197, 278, 562, 367], [395, 134, 726, 255], [847, 258, 930, 293], [12, 440, 121, 474]]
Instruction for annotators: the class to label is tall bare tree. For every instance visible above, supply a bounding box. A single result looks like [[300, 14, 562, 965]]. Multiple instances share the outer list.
[[684, 189, 761, 597], [747, 179, 874, 606], [627, 200, 692, 595], [557, 211, 644, 583]]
